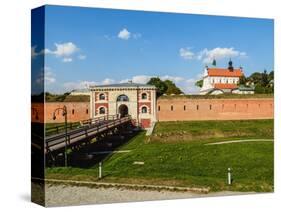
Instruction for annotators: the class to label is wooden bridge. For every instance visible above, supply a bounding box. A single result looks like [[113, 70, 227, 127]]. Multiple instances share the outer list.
[[45, 115, 132, 155]]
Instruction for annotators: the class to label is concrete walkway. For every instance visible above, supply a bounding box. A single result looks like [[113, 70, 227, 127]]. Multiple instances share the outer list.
[[205, 138, 273, 145]]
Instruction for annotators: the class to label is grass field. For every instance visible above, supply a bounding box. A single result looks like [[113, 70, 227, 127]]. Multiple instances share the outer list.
[[46, 119, 274, 192]]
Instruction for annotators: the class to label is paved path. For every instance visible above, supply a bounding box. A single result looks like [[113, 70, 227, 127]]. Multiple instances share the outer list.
[[205, 139, 273, 145], [44, 184, 253, 207]]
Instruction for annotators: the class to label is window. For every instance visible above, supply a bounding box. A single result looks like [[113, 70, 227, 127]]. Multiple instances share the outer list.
[[184, 105, 186, 111], [141, 93, 147, 100], [117, 94, 129, 102], [197, 105, 199, 110], [158, 105, 160, 111], [171, 105, 173, 111], [99, 107, 105, 114], [209, 105, 212, 110], [72, 109, 75, 115], [141, 106, 147, 113], [99, 93, 105, 100], [86, 109, 89, 114]]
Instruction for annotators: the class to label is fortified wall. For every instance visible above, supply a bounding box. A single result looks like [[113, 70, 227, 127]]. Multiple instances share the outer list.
[[32, 102, 91, 123], [32, 97, 274, 123], [157, 97, 274, 121]]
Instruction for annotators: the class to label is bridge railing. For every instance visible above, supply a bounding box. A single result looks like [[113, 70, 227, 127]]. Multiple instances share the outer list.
[[80, 114, 120, 126], [45, 115, 131, 151]]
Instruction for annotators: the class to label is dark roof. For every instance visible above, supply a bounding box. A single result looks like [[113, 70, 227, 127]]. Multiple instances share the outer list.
[[90, 82, 156, 88]]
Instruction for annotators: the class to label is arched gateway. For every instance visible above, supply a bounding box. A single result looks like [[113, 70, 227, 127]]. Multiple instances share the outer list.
[[118, 104, 128, 117], [90, 82, 157, 129]]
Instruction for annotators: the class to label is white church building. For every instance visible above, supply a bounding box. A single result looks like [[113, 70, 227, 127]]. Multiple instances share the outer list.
[[200, 60, 254, 95]]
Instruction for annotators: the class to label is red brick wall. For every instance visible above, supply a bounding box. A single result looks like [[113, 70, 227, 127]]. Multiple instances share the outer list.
[[31, 103, 44, 123], [139, 102, 151, 114], [140, 119, 151, 128], [95, 103, 108, 115], [32, 102, 91, 123], [157, 98, 274, 121], [95, 92, 108, 101], [138, 91, 151, 101], [32, 98, 274, 124]]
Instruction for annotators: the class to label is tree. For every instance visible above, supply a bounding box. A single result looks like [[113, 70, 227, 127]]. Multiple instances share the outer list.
[[212, 59, 216, 66], [239, 75, 247, 85], [147, 77, 182, 96], [254, 83, 265, 94], [164, 80, 182, 95], [268, 71, 274, 81], [248, 72, 262, 84], [195, 79, 203, 88], [147, 77, 168, 96], [261, 70, 269, 87]]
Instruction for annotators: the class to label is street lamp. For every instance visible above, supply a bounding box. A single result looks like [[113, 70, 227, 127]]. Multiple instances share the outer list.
[[53, 105, 68, 167]]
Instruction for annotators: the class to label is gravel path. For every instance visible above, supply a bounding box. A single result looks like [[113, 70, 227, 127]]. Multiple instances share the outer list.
[[205, 139, 273, 145], [45, 184, 253, 207]]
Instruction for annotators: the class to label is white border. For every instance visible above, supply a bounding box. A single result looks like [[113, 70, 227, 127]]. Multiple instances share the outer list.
[[0, 0, 280, 211]]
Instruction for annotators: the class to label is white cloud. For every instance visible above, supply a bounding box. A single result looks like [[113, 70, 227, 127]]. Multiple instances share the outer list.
[[62, 57, 73, 63], [198, 47, 247, 64], [44, 42, 81, 62], [118, 28, 131, 40], [63, 81, 96, 91], [31, 46, 39, 58], [102, 78, 116, 85], [62, 78, 116, 91], [179, 48, 195, 60], [35, 66, 56, 85], [52, 42, 79, 57], [62, 74, 203, 94], [160, 75, 185, 83], [179, 47, 247, 64]]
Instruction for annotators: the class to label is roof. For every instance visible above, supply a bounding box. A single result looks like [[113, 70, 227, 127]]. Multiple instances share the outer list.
[[214, 83, 238, 90], [90, 82, 156, 89], [207, 68, 243, 77]]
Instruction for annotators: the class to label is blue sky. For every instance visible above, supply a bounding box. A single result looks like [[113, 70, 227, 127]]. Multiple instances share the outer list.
[[32, 5, 274, 94]]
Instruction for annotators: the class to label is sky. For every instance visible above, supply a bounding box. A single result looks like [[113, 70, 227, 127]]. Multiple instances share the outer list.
[[31, 5, 274, 94]]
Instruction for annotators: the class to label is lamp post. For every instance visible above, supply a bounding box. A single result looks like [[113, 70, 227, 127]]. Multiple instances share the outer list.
[[53, 105, 68, 167]]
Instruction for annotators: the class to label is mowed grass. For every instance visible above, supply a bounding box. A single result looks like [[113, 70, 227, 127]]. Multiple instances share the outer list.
[[46, 119, 274, 192]]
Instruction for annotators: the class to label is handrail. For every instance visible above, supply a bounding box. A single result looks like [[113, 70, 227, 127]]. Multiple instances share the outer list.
[[45, 115, 131, 149]]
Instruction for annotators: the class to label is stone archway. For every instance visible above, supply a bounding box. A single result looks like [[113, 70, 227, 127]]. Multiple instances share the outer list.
[[118, 104, 128, 118]]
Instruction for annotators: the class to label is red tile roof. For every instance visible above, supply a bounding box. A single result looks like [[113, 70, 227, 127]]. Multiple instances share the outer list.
[[208, 68, 243, 77], [214, 83, 238, 90]]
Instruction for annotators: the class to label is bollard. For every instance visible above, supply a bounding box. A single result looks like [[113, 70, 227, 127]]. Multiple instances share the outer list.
[[228, 168, 232, 185], [98, 162, 102, 179]]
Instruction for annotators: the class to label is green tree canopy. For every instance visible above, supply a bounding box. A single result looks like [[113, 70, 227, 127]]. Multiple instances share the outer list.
[[147, 77, 182, 97], [164, 80, 182, 95], [195, 79, 203, 88]]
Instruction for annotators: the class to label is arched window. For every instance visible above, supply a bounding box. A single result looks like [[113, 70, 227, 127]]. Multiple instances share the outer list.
[[99, 107, 105, 114], [141, 93, 147, 100], [99, 93, 105, 100], [117, 94, 129, 102], [141, 106, 147, 113]]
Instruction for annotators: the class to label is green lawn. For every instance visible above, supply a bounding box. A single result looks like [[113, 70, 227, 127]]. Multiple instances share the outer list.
[[46, 119, 274, 192]]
